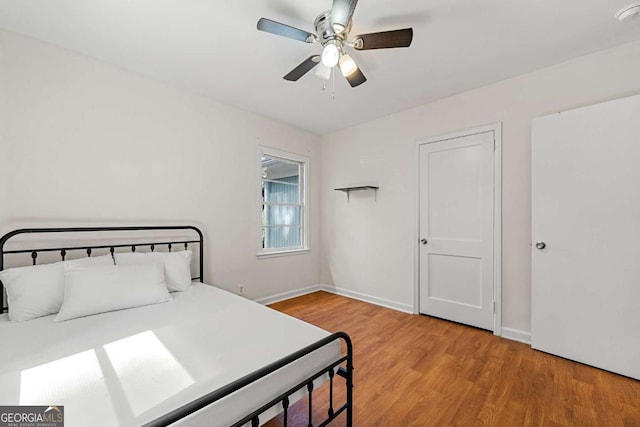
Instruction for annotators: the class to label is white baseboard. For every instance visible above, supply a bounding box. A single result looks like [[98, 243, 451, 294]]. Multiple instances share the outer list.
[[255, 283, 413, 314], [319, 284, 414, 314], [501, 327, 532, 345], [254, 285, 323, 306], [256, 286, 532, 345]]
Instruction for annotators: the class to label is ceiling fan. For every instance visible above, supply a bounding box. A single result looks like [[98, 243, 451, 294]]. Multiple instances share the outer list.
[[257, 0, 413, 88]]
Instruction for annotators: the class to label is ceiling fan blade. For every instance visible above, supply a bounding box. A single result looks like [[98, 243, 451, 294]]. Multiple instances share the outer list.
[[353, 28, 413, 50], [284, 56, 321, 81], [257, 18, 316, 43], [331, 0, 359, 34], [343, 63, 367, 88]]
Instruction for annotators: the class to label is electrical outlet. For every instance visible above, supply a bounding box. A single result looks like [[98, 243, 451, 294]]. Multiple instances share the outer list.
[[238, 284, 245, 296]]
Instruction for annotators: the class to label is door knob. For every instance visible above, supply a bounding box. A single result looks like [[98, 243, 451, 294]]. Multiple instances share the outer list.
[[420, 238, 428, 245], [535, 241, 546, 250]]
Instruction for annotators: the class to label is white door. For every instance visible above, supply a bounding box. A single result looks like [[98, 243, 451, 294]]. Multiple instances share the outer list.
[[532, 94, 640, 380], [419, 130, 495, 330]]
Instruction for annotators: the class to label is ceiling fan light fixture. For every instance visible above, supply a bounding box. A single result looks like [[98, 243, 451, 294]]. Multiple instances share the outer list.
[[321, 43, 340, 67], [315, 63, 332, 80], [339, 54, 358, 76]]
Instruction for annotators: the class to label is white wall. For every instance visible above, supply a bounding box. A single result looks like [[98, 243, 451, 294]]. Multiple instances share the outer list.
[[0, 30, 322, 300], [320, 40, 640, 333], [4, 28, 640, 334]]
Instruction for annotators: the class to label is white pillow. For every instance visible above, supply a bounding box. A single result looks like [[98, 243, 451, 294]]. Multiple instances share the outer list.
[[55, 264, 172, 322], [65, 255, 115, 269], [0, 262, 65, 322], [0, 255, 114, 322], [114, 251, 192, 291]]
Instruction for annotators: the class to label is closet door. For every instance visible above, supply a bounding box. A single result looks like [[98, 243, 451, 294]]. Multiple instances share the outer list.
[[531, 94, 640, 380], [418, 131, 495, 331]]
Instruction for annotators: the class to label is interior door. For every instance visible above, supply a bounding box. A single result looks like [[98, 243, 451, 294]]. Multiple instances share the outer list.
[[419, 131, 495, 330], [532, 94, 640, 380]]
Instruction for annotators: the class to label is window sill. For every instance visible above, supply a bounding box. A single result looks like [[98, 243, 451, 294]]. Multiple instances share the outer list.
[[256, 249, 311, 259]]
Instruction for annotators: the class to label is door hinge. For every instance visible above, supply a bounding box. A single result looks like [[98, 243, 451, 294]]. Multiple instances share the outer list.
[[492, 301, 496, 313]]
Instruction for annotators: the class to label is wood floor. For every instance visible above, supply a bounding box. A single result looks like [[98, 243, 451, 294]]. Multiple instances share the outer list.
[[265, 291, 640, 427]]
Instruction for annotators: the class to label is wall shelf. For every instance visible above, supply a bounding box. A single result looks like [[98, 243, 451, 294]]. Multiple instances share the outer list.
[[334, 186, 379, 202]]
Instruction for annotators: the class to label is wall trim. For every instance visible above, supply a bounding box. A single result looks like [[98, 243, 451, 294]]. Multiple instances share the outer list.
[[501, 327, 532, 345], [255, 283, 414, 313], [256, 284, 529, 345], [254, 285, 322, 305], [322, 285, 414, 313]]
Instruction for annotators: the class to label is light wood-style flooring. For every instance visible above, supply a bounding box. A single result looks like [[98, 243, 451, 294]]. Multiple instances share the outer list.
[[265, 291, 640, 426]]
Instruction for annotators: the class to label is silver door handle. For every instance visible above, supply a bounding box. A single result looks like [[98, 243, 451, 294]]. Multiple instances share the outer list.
[[535, 241, 546, 250], [420, 238, 428, 245]]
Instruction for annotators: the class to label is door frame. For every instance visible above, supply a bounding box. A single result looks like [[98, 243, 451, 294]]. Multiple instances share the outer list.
[[414, 123, 503, 336]]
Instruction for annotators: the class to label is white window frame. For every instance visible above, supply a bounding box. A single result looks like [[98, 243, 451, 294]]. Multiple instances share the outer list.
[[257, 146, 310, 258]]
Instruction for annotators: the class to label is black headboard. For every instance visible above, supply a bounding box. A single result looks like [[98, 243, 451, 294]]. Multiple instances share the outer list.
[[0, 226, 204, 312]]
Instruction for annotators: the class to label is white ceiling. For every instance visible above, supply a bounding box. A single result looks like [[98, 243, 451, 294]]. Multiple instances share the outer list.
[[1, 0, 639, 134]]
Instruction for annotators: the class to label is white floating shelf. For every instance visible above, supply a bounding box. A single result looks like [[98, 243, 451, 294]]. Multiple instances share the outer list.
[[334, 186, 379, 202]]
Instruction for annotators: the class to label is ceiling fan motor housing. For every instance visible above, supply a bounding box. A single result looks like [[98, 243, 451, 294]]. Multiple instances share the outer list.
[[314, 11, 350, 46]]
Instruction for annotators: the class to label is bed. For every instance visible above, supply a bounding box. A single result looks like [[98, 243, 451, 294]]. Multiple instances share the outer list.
[[0, 226, 353, 427]]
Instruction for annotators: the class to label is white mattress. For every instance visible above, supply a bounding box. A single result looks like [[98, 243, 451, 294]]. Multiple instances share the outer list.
[[0, 283, 340, 426]]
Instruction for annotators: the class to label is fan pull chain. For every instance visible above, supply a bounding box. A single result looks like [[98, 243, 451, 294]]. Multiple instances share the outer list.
[[332, 66, 336, 100]]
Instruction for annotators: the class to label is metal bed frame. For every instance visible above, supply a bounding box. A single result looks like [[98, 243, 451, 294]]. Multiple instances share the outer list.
[[0, 226, 353, 427]]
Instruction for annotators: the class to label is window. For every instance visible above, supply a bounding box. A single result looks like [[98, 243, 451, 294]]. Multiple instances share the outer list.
[[258, 147, 309, 256]]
